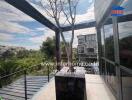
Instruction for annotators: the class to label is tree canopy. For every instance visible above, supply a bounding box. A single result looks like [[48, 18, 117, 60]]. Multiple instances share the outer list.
[[40, 37, 69, 61], [40, 37, 56, 60]]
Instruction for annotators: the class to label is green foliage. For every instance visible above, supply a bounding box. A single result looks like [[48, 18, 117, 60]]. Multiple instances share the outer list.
[[40, 37, 56, 59], [16, 50, 29, 58], [72, 48, 78, 61], [0, 50, 44, 77], [0, 60, 22, 87], [40, 37, 75, 62], [1, 50, 15, 60], [0, 60, 21, 76], [0, 47, 56, 87], [61, 42, 67, 62], [17, 57, 42, 69]]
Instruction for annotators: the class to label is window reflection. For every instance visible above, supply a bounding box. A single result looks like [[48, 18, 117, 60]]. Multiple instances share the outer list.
[[101, 59, 105, 76], [121, 70, 132, 100], [121, 0, 132, 15], [106, 62, 117, 94], [101, 28, 105, 57], [118, 0, 132, 99], [104, 21, 115, 61], [118, 21, 132, 69]]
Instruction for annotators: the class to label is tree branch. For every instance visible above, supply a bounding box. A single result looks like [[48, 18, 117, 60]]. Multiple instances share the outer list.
[[60, 0, 72, 25], [40, 0, 54, 18]]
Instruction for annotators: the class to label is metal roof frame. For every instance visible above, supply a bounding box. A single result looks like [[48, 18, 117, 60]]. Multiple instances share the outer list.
[[5, 0, 96, 32]]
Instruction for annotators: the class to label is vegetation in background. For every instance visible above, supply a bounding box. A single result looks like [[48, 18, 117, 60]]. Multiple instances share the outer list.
[[0, 36, 77, 87], [0, 50, 44, 77], [40, 37, 56, 60], [40, 36, 77, 62], [0, 50, 46, 87]]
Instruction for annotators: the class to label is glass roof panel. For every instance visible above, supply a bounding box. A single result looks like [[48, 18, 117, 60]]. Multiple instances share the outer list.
[[26, 0, 95, 27], [0, 0, 95, 50], [0, 0, 54, 50], [62, 27, 96, 48]]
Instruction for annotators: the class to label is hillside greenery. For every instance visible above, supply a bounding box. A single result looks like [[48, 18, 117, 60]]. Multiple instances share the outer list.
[[0, 50, 44, 76], [0, 37, 77, 77]]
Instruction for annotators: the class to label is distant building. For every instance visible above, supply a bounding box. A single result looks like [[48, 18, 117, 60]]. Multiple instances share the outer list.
[[77, 34, 98, 62]]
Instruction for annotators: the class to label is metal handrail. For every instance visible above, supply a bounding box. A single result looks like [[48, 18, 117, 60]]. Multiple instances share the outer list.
[[0, 69, 25, 79], [0, 63, 56, 100], [0, 63, 42, 79], [0, 69, 27, 100], [24, 70, 27, 100]]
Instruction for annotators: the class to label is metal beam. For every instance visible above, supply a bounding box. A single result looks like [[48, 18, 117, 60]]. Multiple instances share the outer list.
[[61, 21, 96, 32], [61, 13, 132, 32], [55, 30, 61, 71], [118, 14, 132, 23], [96, 28, 102, 74], [5, 0, 58, 31]]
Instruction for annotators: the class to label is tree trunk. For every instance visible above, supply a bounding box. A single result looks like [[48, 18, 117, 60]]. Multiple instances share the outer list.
[[68, 24, 75, 72], [69, 44, 74, 72], [55, 15, 75, 72]]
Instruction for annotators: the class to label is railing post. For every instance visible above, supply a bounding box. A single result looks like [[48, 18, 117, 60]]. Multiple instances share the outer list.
[[24, 70, 27, 100], [0, 80, 2, 88], [48, 65, 49, 82]]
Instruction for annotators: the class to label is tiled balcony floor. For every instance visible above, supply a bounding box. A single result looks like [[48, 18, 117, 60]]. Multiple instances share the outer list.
[[0, 76, 51, 100], [85, 74, 116, 100]]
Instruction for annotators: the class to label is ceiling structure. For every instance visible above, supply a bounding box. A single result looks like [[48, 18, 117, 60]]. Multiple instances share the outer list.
[[3, 0, 130, 38], [5, 0, 96, 32], [26, 0, 95, 27], [5, 0, 58, 31]]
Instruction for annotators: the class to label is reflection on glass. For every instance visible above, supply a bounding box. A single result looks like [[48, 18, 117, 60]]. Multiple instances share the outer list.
[[106, 62, 117, 94], [101, 28, 105, 57], [104, 21, 115, 61], [118, 21, 132, 69], [121, 0, 132, 15], [121, 70, 132, 100], [101, 59, 105, 75]]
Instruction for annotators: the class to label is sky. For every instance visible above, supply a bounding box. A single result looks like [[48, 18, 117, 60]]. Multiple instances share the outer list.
[[0, 0, 95, 50]]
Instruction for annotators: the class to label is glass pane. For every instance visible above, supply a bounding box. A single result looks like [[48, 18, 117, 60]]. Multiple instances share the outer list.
[[104, 18, 115, 61], [94, 0, 113, 24], [118, 0, 132, 69], [101, 28, 105, 57], [72, 28, 97, 62], [0, 0, 54, 50], [121, 0, 132, 15], [26, 0, 95, 26], [121, 70, 132, 100], [118, 21, 132, 69], [106, 62, 117, 94], [101, 59, 105, 75]]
